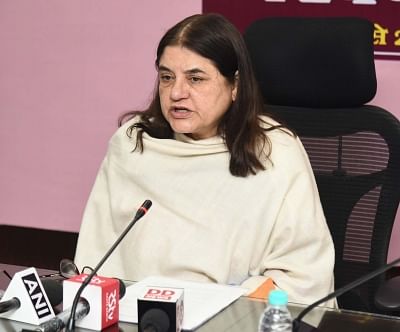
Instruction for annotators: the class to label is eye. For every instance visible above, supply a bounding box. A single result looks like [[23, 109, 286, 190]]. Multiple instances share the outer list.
[[160, 74, 173, 82], [159, 70, 175, 83], [189, 76, 203, 83]]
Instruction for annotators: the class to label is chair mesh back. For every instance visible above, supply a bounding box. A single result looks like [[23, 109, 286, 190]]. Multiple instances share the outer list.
[[303, 132, 388, 261], [304, 130, 390, 262]]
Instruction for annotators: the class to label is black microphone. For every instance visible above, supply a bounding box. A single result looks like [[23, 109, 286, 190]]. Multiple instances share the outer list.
[[38, 280, 126, 332], [36, 298, 89, 332], [0, 297, 20, 314], [65, 199, 152, 331], [292, 256, 400, 332], [138, 286, 184, 332], [140, 308, 170, 332], [0, 278, 63, 314], [40, 279, 63, 307]]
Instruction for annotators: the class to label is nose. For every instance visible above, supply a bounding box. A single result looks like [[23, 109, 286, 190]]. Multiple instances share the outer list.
[[170, 77, 189, 101]]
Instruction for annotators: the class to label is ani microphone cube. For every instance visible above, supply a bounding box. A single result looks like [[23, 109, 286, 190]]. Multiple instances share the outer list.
[[63, 274, 120, 330], [138, 286, 184, 332]]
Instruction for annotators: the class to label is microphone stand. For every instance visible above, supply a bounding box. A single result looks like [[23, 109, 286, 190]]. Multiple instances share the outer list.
[[65, 200, 152, 331], [293, 257, 400, 332]]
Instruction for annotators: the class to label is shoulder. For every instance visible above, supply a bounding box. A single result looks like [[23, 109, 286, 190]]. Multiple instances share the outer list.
[[258, 115, 310, 170], [109, 115, 141, 147], [258, 115, 298, 150]]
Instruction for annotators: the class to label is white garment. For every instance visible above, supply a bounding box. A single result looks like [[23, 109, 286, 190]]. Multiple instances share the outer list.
[[75, 116, 335, 305]]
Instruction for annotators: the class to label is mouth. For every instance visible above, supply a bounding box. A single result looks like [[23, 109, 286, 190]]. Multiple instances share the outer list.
[[170, 106, 192, 118]]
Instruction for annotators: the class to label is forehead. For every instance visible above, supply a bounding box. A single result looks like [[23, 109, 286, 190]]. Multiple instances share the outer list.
[[158, 46, 219, 73]]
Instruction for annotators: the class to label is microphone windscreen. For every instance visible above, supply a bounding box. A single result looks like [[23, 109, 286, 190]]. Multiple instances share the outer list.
[[141, 308, 170, 332], [41, 278, 63, 307], [138, 286, 183, 332], [142, 200, 152, 210], [115, 278, 126, 299]]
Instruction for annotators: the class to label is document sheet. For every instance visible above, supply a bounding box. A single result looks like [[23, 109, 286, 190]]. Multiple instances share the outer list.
[[119, 276, 247, 330]]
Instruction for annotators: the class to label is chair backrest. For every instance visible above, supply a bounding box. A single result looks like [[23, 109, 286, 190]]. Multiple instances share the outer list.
[[244, 17, 400, 313]]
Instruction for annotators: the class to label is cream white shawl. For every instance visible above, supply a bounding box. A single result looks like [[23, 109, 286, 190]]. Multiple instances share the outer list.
[[75, 116, 335, 305]]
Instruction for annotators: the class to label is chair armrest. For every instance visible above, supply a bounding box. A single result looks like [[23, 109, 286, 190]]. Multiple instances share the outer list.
[[375, 277, 400, 311]]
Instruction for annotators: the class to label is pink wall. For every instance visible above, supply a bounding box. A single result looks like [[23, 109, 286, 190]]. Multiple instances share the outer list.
[[0, 1, 398, 260], [0, 0, 201, 232]]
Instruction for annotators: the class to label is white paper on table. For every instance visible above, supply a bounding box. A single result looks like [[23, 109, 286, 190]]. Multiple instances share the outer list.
[[119, 276, 247, 330]]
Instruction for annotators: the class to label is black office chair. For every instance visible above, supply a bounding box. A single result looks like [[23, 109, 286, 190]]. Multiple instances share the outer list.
[[244, 17, 400, 314]]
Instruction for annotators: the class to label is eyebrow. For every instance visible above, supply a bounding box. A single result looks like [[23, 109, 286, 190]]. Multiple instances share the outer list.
[[158, 65, 207, 75]]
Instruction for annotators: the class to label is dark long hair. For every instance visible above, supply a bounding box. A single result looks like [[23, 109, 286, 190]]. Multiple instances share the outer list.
[[119, 13, 283, 177]]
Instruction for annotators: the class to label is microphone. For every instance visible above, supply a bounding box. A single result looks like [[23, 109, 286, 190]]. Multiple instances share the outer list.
[[36, 298, 89, 332], [0, 267, 59, 325], [0, 297, 20, 313], [0, 278, 62, 315], [138, 286, 184, 332], [40, 279, 63, 308], [292, 256, 400, 332], [37, 280, 126, 332], [65, 199, 152, 331], [141, 308, 170, 332]]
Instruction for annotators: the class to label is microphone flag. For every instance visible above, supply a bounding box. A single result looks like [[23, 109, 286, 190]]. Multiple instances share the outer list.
[[138, 286, 184, 332], [0, 267, 55, 325], [63, 274, 120, 330]]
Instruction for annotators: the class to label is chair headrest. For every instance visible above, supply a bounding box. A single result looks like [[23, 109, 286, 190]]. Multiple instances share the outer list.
[[244, 17, 377, 108]]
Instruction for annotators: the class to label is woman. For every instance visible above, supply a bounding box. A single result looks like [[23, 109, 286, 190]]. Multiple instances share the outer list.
[[74, 13, 335, 305]]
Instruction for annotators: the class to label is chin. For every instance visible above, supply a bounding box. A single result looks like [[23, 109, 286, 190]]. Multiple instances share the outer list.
[[170, 124, 194, 135]]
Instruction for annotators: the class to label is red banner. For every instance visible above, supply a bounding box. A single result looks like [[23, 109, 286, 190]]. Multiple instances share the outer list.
[[203, 0, 400, 60]]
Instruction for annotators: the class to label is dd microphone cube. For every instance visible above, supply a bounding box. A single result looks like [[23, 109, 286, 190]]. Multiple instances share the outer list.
[[138, 286, 184, 332], [63, 274, 120, 330]]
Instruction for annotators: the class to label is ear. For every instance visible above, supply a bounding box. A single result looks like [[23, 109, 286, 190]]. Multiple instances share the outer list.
[[232, 70, 239, 101]]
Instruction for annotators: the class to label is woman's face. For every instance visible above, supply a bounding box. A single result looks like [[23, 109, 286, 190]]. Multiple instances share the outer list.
[[158, 46, 237, 140]]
